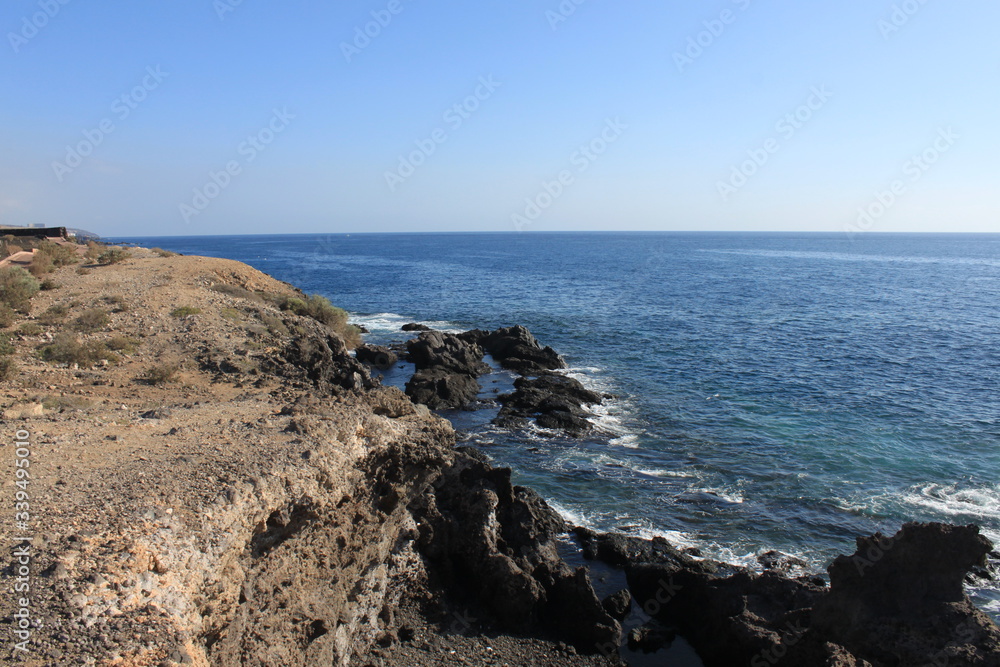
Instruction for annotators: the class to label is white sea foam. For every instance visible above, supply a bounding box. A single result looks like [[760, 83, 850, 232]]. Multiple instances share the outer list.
[[349, 312, 463, 335], [896, 482, 1000, 543]]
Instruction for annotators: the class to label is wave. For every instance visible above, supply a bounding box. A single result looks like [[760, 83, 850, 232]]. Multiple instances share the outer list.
[[895, 482, 1000, 543], [349, 312, 464, 335]]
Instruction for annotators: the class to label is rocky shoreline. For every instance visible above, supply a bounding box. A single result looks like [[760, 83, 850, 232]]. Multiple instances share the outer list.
[[1, 250, 998, 666]]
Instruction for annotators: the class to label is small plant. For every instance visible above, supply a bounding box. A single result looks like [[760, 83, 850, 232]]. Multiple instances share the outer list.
[[38, 304, 68, 326], [28, 254, 55, 277], [0, 267, 41, 313], [101, 294, 129, 312], [210, 283, 263, 302], [41, 396, 93, 412], [0, 332, 15, 355], [35, 242, 79, 268], [106, 335, 141, 353], [97, 247, 131, 265], [84, 241, 104, 261], [0, 304, 15, 328], [0, 356, 17, 381], [143, 362, 179, 385], [38, 334, 118, 368], [17, 322, 42, 336], [260, 313, 289, 336], [76, 266, 91, 276], [171, 306, 201, 317], [220, 307, 243, 321], [73, 308, 110, 333], [39, 279, 60, 291], [151, 247, 177, 257]]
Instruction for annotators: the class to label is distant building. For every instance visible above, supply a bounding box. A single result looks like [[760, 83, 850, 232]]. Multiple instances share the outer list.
[[1, 226, 69, 239]]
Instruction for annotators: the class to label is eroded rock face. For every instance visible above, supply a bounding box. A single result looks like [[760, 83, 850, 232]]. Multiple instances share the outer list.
[[481, 325, 566, 373], [410, 448, 621, 654]]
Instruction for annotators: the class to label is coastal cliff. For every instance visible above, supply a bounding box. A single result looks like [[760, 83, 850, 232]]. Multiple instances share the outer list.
[[1, 249, 997, 666]]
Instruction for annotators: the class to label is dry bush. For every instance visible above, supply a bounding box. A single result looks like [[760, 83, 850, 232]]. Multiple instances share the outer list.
[[151, 247, 177, 257], [97, 247, 131, 265], [73, 308, 110, 333], [38, 334, 118, 368], [0, 267, 40, 313], [171, 306, 201, 317], [143, 363, 179, 385], [38, 304, 68, 325]]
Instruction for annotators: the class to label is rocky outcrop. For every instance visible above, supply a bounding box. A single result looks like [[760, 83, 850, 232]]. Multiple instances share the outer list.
[[401, 322, 432, 332], [410, 448, 621, 654], [355, 344, 398, 371], [496, 373, 603, 436], [404, 369, 480, 410], [578, 523, 1000, 667], [481, 325, 566, 373], [403, 332, 489, 409]]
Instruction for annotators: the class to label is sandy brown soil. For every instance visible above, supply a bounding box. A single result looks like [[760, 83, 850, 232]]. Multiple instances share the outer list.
[[0, 249, 622, 666]]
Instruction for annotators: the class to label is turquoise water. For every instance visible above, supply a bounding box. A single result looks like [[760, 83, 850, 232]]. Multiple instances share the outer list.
[[118, 232, 1000, 616]]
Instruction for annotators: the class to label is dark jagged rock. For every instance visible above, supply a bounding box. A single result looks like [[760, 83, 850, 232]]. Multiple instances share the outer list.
[[802, 522, 1000, 667], [481, 325, 566, 373], [355, 344, 398, 371], [410, 450, 620, 654], [758, 550, 809, 575], [598, 522, 1000, 667], [406, 331, 490, 377], [602, 589, 632, 621], [495, 373, 602, 436], [627, 624, 676, 653], [401, 322, 432, 332], [405, 369, 480, 410], [280, 332, 378, 392]]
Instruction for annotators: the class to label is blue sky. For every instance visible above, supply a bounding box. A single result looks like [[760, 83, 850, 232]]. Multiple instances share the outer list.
[[1, 0, 997, 236]]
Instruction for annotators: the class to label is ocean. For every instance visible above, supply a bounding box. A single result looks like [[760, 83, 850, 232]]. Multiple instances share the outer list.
[[115, 231, 1000, 618]]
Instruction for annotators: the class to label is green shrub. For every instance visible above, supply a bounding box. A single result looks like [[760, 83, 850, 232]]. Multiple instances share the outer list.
[[106, 335, 141, 353], [97, 247, 131, 265], [40, 279, 60, 291], [84, 241, 104, 261], [151, 247, 177, 258], [0, 356, 17, 381], [260, 313, 289, 337], [38, 304, 68, 325], [76, 266, 91, 275], [101, 294, 129, 312], [36, 242, 78, 268], [0, 304, 15, 328], [0, 267, 40, 313], [18, 322, 42, 336], [171, 306, 201, 317], [73, 308, 109, 333], [0, 332, 15, 355], [278, 294, 360, 346], [220, 307, 242, 321], [143, 363, 179, 385], [38, 334, 118, 367], [28, 254, 54, 277]]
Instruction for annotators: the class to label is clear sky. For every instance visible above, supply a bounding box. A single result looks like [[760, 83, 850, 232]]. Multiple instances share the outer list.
[[1, 0, 997, 236]]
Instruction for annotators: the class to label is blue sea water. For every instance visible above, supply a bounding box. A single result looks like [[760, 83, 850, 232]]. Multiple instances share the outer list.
[[116, 232, 1000, 617]]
